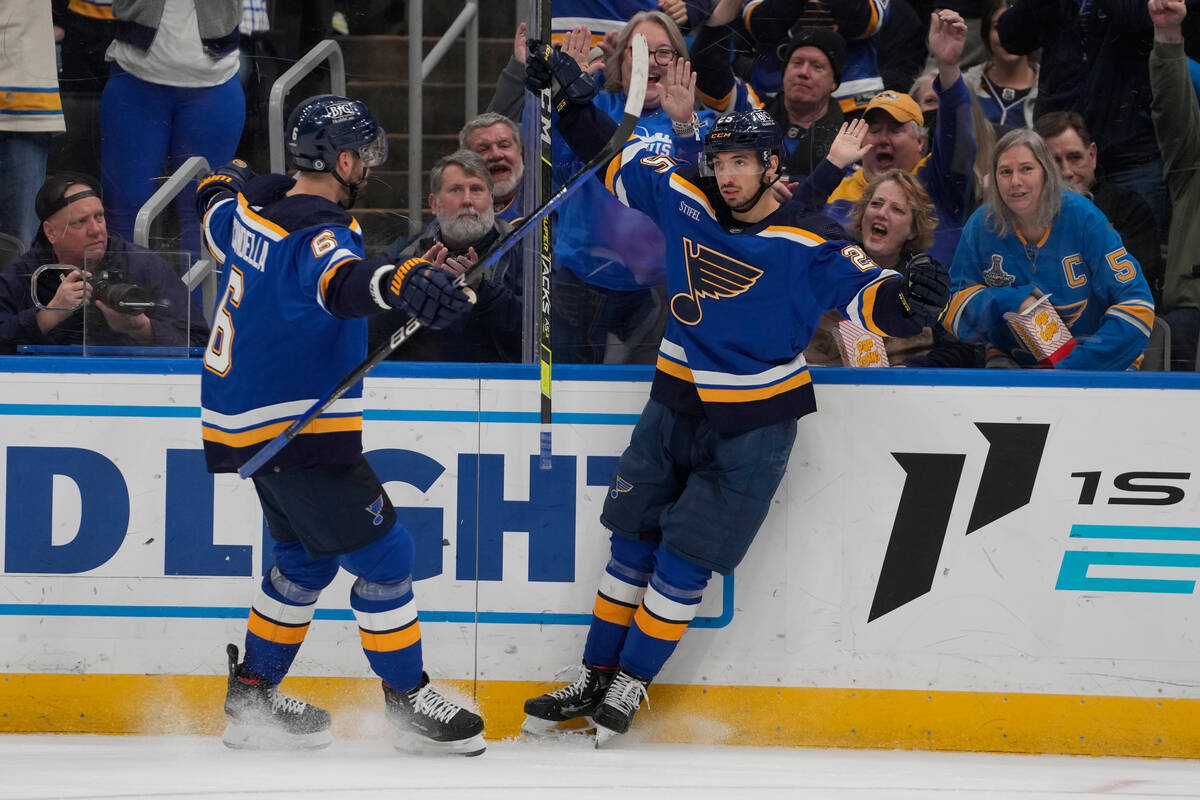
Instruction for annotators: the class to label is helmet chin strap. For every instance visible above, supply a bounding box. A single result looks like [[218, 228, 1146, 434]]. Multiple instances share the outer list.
[[727, 170, 781, 215], [331, 162, 369, 210]]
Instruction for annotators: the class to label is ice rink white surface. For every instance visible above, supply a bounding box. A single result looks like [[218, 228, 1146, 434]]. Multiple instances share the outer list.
[[4, 735, 1200, 800]]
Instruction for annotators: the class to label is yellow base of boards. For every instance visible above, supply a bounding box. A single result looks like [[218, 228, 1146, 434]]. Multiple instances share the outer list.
[[2, 674, 1196, 758]]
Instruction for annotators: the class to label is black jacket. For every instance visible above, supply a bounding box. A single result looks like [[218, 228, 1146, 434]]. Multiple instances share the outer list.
[[370, 221, 523, 362], [997, 0, 1160, 173], [0, 233, 209, 353]]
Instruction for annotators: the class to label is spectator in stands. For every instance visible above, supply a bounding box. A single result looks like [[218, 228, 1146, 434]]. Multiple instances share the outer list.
[[691, 0, 847, 179], [996, 0, 1168, 238], [875, 0, 928, 95], [1034, 111, 1163, 302], [962, 0, 1037, 131], [946, 129, 1154, 370], [235, 0, 277, 171], [48, 0, 116, 182], [100, 0, 244, 259], [1149, 0, 1200, 371], [551, 0, 712, 43], [370, 151, 522, 363], [739, 0, 890, 110], [824, 9, 976, 268], [0, 173, 208, 353], [806, 169, 983, 367], [0, 1, 66, 247], [459, 113, 525, 223]]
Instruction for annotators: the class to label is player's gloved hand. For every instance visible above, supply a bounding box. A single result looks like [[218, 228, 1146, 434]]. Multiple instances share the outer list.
[[525, 39, 597, 109], [385, 258, 477, 330], [899, 252, 951, 328], [196, 159, 255, 215]]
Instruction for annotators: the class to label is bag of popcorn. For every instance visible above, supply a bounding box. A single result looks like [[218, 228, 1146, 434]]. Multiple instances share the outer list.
[[833, 319, 890, 367], [1002, 294, 1077, 366]]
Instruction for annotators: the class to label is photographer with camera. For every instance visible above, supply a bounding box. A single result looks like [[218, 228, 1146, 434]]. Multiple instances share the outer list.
[[0, 173, 208, 353]]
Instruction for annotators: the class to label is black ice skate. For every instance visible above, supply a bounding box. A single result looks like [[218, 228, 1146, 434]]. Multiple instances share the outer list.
[[521, 661, 615, 736], [383, 673, 486, 756], [221, 644, 332, 750], [592, 668, 650, 747]]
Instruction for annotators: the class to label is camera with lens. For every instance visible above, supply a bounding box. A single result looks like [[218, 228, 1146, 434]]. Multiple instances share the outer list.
[[90, 268, 155, 315]]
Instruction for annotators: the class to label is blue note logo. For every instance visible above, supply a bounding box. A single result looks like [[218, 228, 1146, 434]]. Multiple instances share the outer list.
[[366, 494, 385, 526], [611, 475, 634, 499]]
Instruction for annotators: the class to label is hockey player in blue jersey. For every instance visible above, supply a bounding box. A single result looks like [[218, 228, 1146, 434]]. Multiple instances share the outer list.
[[945, 128, 1155, 370], [520, 47, 951, 744], [195, 95, 487, 755]]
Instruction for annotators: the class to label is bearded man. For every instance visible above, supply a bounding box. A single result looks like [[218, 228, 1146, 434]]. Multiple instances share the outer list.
[[370, 150, 523, 361]]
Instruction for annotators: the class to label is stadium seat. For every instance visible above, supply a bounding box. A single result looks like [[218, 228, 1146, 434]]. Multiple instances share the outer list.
[[1142, 316, 1171, 372]]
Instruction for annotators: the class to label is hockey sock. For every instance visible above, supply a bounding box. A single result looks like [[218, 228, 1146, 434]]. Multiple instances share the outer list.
[[617, 546, 711, 681], [583, 535, 655, 668], [351, 575, 423, 692], [342, 521, 423, 692], [244, 564, 330, 683]]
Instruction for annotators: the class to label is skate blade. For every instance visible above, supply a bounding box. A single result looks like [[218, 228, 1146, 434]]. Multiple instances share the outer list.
[[520, 715, 595, 738], [222, 722, 332, 751], [392, 731, 486, 757], [593, 723, 621, 749]]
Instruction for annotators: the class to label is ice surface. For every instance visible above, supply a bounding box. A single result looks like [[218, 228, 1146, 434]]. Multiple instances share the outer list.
[[3, 734, 1200, 799]]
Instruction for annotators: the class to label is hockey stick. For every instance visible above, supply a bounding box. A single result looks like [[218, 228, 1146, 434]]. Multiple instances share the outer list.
[[236, 36, 650, 479], [537, 0, 554, 470]]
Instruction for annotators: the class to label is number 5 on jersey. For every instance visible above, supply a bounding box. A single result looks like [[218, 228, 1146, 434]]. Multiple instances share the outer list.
[[204, 266, 244, 376]]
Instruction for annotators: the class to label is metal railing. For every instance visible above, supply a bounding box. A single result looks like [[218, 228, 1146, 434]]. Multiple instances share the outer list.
[[408, 0, 480, 234], [268, 39, 348, 175], [133, 155, 220, 323]]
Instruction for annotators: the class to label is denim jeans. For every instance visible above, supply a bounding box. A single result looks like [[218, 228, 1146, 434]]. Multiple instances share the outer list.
[[0, 132, 51, 247]]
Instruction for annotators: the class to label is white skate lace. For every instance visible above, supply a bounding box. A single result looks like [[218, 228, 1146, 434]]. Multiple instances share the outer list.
[[606, 672, 649, 715], [546, 664, 593, 700], [411, 685, 463, 723], [267, 687, 309, 716]]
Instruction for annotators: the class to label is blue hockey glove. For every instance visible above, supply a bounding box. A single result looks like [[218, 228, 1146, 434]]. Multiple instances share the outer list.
[[385, 258, 476, 330], [526, 40, 597, 110], [196, 159, 255, 215], [899, 252, 951, 328]]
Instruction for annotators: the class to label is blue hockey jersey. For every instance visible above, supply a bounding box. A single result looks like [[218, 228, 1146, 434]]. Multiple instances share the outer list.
[[552, 0, 655, 42], [946, 190, 1155, 370], [199, 175, 385, 473], [554, 90, 713, 291], [598, 138, 920, 432]]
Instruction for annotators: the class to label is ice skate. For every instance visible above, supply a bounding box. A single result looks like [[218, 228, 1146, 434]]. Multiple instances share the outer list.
[[221, 644, 332, 750], [521, 661, 615, 737], [592, 668, 650, 748], [383, 673, 486, 756]]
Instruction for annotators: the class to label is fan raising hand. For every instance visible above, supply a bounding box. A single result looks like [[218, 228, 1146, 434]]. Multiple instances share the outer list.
[[659, 57, 697, 126]]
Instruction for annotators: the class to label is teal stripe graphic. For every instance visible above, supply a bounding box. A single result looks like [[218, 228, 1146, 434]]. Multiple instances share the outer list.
[[1069, 524, 1200, 541]]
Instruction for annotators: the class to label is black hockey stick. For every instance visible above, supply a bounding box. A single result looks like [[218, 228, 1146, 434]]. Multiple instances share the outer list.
[[536, 0, 555, 470], [237, 36, 650, 479]]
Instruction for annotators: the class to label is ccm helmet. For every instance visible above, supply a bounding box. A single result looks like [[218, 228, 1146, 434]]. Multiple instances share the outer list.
[[702, 108, 782, 175], [285, 94, 388, 172]]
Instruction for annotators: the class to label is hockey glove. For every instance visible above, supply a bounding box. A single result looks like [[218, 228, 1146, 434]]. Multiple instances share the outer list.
[[526, 40, 598, 111], [899, 252, 951, 328], [384, 258, 476, 330], [196, 159, 255, 216]]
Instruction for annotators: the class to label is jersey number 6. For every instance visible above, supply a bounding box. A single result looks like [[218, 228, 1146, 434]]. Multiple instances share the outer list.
[[204, 266, 245, 377]]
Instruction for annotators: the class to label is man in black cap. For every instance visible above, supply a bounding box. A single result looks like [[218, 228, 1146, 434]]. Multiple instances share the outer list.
[[768, 27, 848, 178], [0, 172, 208, 353], [691, 2, 847, 179]]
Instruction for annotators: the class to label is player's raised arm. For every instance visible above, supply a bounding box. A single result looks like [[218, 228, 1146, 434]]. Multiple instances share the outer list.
[[525, 39, 615, 162]]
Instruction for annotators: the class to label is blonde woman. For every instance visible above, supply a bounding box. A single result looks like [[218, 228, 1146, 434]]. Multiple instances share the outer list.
[[946, 129, 1155, 370], [806, 169, 981, 367]]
